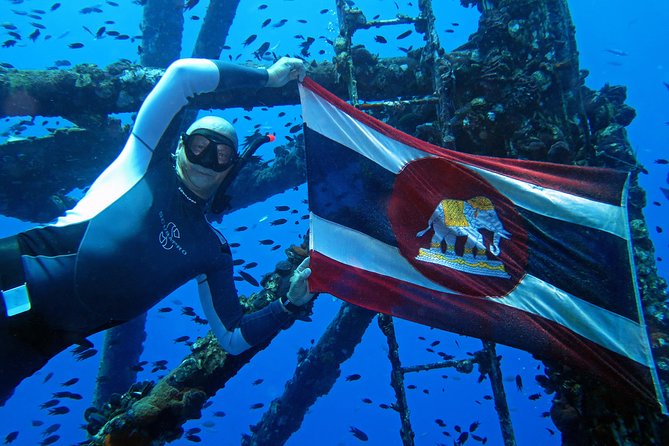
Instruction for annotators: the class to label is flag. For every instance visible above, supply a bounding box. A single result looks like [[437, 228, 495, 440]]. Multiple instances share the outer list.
[[299, 78, 666, 412]]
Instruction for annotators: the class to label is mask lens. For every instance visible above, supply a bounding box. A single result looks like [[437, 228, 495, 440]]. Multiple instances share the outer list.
[[184, 133, 237, 172]]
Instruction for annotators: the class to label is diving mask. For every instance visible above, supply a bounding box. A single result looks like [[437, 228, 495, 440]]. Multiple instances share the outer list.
[[182, 128, 238, 172]]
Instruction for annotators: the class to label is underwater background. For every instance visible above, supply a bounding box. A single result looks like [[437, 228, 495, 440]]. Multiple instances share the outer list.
[[0, 0, 667, 444]]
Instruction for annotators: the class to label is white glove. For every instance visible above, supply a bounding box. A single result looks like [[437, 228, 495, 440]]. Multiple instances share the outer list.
[[266, 57, 306, 88], [286, 257, 313, 306]]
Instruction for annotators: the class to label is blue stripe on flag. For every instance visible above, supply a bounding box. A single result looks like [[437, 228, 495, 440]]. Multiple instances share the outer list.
[[305, 125, 398, 247]]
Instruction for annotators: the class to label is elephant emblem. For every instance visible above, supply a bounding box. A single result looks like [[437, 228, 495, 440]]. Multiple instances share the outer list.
[[415, 196, 511, 278]]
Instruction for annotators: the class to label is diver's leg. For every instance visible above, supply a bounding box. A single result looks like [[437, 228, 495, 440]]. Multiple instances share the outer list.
[[0, 235, 54, 406], [0, 312, 55, 406]]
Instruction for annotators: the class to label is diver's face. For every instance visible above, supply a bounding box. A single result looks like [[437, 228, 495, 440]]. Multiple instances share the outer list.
[[176, 144, 231, 199]]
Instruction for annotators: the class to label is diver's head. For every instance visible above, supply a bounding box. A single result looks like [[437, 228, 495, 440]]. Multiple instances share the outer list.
[[176, 116, 238, 200]]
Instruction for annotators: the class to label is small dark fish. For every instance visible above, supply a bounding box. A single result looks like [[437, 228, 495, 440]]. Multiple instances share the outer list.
[[185, 434, 201, 442], [379, 403, 390, 409], [261, 18, 271, 28], [190, 15, 200, 20], [96, 26, 106, 38], [106, 30, 120, 36], [258, 4, 268, 9], [345, 373, 361, 381], [654, 158, 668, 164], [2, 40, 17, 48], [349, 426, 368, 442], [184, 0, 199, 11], [407, 384, 416, 389], [4, 431, 18, 444], [271, 245, 281, 251], [80, 6, 103, 14], [243, 262, 258, 269], [115, 34, 130, 40], [252, 378, 264, 385], [32, 420, 44, 427], [270, 218, 287, 226], [470, 420, 480, 432], [53, 391, 82, 400], [213, 411, 226, 417], [396, 30, 412, 39], [40, 435, 60, 446], [48, 406, 70, 415], [546, 428, 556, 435], [258, 239, 274, 245], [445, 29, 455, 33], [250, 402, 264, 409], [157, 306, 172, 313], [50, 3, 61, 11], [229, 242, 240, 248], [272, 19, 288, 28], [435, 418, 446, 427], [174, 335, 190, 343], [43, 372, 54, 383], [457, 432, 469, 444], [232, 259, 245, 266], [68, 42, 84, 49], [374, 35, 387, 44], [275, 205, 290, 211], [235, 225, 248, 231], [40, 399, 60, 409], [29, 29, 40, 41], [60, 378, 79, 387], [657, 226, 663, 233], [107, 1, 120, 5], [362, 398, 372, 404], [238, 270, 259, 287], [604, 48, 628, 57], [320, 8, 329, 14], [253, 41, 270, 60], [192, 315, 208, 325], [54, 59, 71, 67], [515, 374, 523, 391], [42, 423, 61, 436], [288, 124, 302, 133], [242, 34, 257, 47], [528, 393, 541, 400], [30, 22, 46, 29], [75, 348, 98, 361]]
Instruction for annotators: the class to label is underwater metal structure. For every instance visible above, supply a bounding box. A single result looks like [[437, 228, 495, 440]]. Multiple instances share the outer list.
[[1, 0, 668, 444]]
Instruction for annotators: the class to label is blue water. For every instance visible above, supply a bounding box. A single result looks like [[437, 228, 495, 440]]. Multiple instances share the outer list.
[[0, 0, 667, 444]]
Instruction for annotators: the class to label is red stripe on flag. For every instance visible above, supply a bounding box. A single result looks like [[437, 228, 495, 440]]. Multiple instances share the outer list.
[[301, 78, 628, 206], [308, 250, 659, 407]]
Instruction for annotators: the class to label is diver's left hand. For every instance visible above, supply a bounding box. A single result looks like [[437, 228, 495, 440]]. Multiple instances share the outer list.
[[286, 257, 313, 306], [266, 57, 306, 87]]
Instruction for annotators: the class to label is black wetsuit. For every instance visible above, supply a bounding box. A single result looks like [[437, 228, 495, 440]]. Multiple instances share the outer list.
[[0, 59, 293, 405]]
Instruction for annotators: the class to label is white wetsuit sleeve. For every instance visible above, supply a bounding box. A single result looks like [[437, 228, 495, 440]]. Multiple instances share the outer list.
[[54, 59, 221, 227]]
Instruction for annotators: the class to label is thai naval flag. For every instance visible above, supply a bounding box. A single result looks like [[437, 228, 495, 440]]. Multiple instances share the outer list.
[[298, 78, 666, 411]]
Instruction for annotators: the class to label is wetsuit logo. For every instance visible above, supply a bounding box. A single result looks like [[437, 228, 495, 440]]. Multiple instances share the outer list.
[[158, 211, 187, 255]]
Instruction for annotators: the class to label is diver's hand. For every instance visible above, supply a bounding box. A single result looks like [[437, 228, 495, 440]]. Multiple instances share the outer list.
[[266, 57, 306, 87], [286, 257, 313, 306]]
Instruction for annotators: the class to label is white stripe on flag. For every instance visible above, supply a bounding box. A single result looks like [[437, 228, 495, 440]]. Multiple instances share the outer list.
[[300, 84, 423, 173], [310, 213, 458, 294], [311, 213, 652, 367], [301, 84, 628, 239], [466, 165, 629, 239]]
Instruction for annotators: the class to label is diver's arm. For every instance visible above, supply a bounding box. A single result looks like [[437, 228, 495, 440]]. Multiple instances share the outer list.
[[197, 255, 293, 355]]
